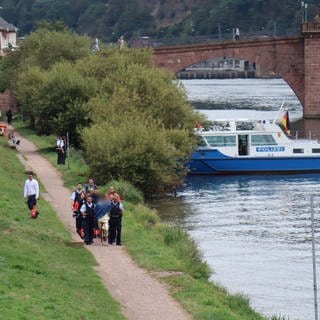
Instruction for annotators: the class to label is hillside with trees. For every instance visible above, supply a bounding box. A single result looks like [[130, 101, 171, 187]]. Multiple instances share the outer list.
[[0, 0, 318, 43]]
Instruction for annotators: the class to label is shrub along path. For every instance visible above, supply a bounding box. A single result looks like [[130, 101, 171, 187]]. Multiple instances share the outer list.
[[15, 130, 193, 320]]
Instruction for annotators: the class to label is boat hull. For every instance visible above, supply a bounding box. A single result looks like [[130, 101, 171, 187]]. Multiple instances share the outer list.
[[188, 149, 320, 175]]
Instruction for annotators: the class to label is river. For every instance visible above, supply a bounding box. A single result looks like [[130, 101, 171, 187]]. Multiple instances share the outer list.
[[152, 78, 320, 320]]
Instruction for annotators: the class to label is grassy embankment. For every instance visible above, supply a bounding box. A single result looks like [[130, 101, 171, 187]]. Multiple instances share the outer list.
[[12, 120, 286, 320], [0, 131, 125, 319]]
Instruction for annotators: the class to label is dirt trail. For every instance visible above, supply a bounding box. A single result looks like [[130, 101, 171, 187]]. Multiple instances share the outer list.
[[14, 130, 193, 320]]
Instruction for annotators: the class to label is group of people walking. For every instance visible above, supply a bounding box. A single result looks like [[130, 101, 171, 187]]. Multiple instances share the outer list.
[[23, 139, 124, 246], [71, 179, 124, 246], [23, 173, 124, 246]]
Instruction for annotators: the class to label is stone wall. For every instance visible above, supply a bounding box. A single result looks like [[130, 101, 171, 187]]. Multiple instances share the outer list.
[[0, 89, 17, 113], [304, 34, 320, 118]]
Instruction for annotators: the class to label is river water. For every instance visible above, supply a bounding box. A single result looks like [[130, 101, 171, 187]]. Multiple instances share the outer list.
[[152, 79, 320, 320]]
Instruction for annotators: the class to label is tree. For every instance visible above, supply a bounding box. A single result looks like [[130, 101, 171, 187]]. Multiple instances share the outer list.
[[14, 66, 46, 127], [91, 48, 198, 130], [3, 24, 94, 144], [80, 48, 202, 194], [17, 24, 91, 70], [15, 61, 96, 144]]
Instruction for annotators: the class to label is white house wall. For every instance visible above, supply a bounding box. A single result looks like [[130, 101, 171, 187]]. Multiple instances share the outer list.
[[0, 31, 17, 51]]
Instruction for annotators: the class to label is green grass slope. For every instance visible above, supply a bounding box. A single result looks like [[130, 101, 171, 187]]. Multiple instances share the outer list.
[[0, 136, 124, 320]]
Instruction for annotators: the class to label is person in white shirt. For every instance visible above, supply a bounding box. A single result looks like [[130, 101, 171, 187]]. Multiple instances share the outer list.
[[56, 136, 66, 165], [234, 27, 240, 40], [24, 172, 40, 213]]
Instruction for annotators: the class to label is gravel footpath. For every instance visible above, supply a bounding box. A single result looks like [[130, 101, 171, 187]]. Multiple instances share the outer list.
[[14, 130, 193, 320]]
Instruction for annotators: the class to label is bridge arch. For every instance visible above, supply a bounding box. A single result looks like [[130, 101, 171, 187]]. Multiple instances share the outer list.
[[153, 37, 305, 109]]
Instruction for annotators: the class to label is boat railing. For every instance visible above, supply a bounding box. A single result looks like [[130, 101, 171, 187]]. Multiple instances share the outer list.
[[198, 120, 267, 133]]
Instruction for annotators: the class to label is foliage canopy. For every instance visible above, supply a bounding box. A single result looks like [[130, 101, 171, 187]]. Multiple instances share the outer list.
[[2, 25, 201, 194]]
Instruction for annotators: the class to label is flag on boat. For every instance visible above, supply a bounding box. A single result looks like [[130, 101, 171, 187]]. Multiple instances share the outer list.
[[195, 121, 202, 129], [281, 111, 290, 135]]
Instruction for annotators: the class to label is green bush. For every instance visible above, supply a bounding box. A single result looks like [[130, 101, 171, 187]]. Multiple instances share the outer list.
[[82, 115, 191, 195]]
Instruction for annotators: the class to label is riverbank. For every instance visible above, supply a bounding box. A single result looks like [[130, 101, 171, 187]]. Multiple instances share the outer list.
[[5, 120, 282, 319]]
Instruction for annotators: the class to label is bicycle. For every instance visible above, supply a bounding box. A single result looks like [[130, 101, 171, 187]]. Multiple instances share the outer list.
[[99, 216, 109, 246]]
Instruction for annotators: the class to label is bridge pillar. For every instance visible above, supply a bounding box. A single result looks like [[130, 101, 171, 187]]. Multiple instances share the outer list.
[[302, 23, 320, 118]]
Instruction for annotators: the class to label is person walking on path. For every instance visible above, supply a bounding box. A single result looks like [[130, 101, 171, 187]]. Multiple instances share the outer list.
[[70, 183, 85, 237], [23, 172, 40, 217], [6, 109, 13, 125], [56, 136, 66, 165], [84, 178, 97, 194], [108, 195, 124, 245], [80, 195, 96, 245], [95, 192, 112, 235]]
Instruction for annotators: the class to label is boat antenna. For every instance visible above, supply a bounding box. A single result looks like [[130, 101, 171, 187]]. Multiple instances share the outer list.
[[273, 99, 286, 124]]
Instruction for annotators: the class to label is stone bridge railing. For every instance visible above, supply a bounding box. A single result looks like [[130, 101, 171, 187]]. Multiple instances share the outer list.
[[301, 22, 320, 34]]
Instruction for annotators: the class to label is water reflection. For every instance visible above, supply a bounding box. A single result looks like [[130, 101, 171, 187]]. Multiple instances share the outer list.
[[152, 171, 320, 319]]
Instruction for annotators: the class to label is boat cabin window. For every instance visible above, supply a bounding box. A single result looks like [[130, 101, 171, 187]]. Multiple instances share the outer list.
[[251, 134, 277, 146], [205, 135, 236, 147], [293, 148, 304, 154], [312, 148, 320, 153], [196, 135, 207, 147]]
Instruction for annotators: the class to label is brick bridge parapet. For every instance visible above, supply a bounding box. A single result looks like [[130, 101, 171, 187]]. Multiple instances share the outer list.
[[153, 27, 320, 119]]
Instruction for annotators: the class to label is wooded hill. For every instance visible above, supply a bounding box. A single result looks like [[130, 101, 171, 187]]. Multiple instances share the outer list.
[[1, 0, 318, 43]]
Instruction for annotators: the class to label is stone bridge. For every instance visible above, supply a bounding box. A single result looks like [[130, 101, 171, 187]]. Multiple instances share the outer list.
[[153, 23, 320, 118]]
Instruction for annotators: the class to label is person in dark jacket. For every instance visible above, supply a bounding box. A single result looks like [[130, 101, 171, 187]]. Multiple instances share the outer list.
[[108, 195, 124, 245], [84, 178, 97, 192], [80, 195, 96, 245], [70, 183, 85, 237], [6, 109, 13, 125]]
